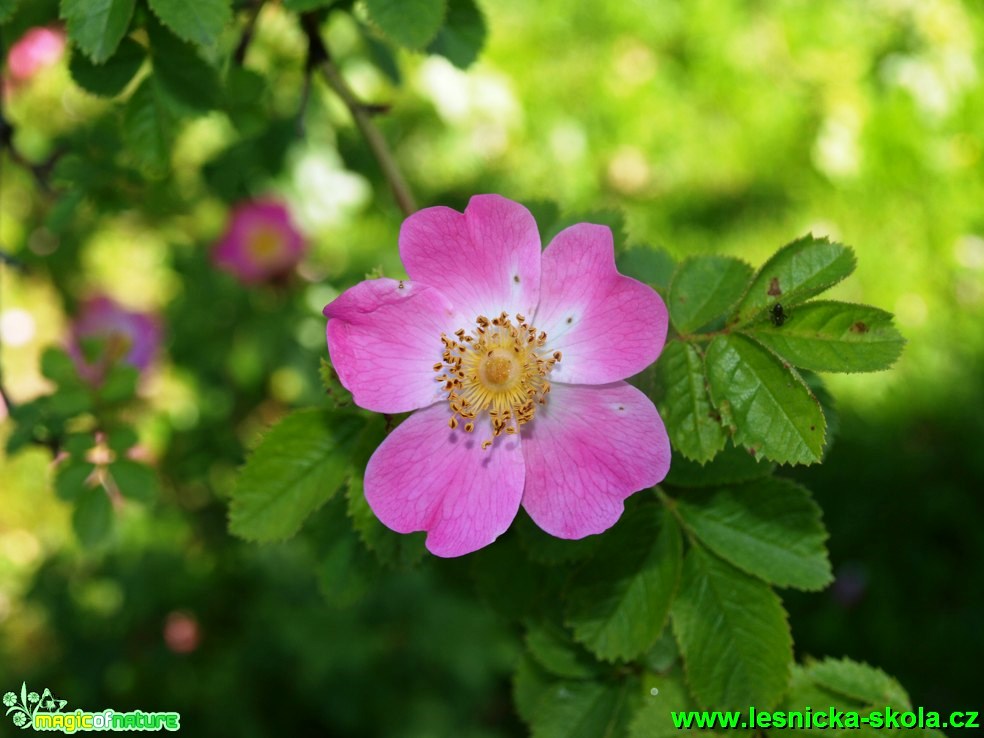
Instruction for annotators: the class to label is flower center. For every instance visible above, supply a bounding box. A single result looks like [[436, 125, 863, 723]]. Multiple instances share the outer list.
[[435, 312, 561, 449], [249, 227, 284, 265]]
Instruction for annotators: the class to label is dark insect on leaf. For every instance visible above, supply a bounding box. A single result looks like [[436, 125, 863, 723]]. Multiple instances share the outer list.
[[770, 303, 786, 327]]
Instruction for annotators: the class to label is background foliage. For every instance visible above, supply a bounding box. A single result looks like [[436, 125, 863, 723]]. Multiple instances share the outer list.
[[1, 0, 982, 735]]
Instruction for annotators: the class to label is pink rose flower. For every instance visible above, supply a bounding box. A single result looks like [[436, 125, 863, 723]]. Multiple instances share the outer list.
[[5, 26, 66, 83], [69, 296, 161, 385], [324, 195, 671, 557], [212, 199, 307, 284]]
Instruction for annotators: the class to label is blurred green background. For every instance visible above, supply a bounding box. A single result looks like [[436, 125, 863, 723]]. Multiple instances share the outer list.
[[1, 0, 982, 734]]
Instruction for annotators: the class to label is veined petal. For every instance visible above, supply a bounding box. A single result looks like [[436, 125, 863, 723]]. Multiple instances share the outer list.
[[399, 194, 541, 321], [534, 224, 668, 384], [324, 278, 456, 413], [521, 382, 671, 539], [365, 404, 526, 557]]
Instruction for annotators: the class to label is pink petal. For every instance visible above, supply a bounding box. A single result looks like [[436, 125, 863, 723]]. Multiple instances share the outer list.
[[325, 279, 456, 413], [534, 224, 668, 384], [399, 194, 541, 322], [364, 403, 526, 557], [521, 382, 670, 539]]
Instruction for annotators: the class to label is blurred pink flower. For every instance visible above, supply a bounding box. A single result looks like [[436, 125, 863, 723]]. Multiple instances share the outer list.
[[69, 296, 161, 385], [164, 611, 201, 654], [324, 195, 672, 557], [212, 200, 307, 284], [5, 26, 66, 83]]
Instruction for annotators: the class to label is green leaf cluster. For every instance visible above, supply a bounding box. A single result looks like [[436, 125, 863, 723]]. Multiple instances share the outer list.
[[654, 235, 904, 466]]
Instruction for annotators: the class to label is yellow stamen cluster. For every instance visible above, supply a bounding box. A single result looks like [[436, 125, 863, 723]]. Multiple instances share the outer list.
[[435, 312, 561, 447]]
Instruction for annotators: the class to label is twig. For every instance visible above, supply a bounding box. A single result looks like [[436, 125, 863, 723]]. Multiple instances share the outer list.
[[300, 13, 417, 217], [233, 0, 265, 66]]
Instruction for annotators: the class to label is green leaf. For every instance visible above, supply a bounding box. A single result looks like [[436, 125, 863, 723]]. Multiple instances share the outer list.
[[346, 472, 426, 568], [148, 19, 221, 111], [805, 658, 910, 709], [668, 256, 754, 334], [109, 458, 158, 503], [617, 246, 676, 291], [664, 442, 775, 488], [732, 235, 856, 325], [41, 348, 79, 386], [223, 66, 267, 136], [69, 36, 144, 97], [531, 680, 631, 738], [73, 486, 113, 547], [705, 334, 825, 465], [671, 545, 792, 710], [674, 478, 833, 590], [630, 668, 720, 738], [513, 655, 556, 726], [97, 363, 139, 404], [0, 0, 21, 25], [60, 0, 136, 63], [55, 461, 95, 501], [654, 341, 727, 463], [106, 426, 138, 453], [64, 433, 96, 458], [228, 410, 365, 542], [565, 507, 682, 661], [641, 626, 679, 674], [426, 0, 486, 69], [314, 497, 382, 608], [772, 664, 892, 738], [525, 622, 600, 680], [366, 0, 446, 50], [49, 387, 93, 416], [123, 76, 179, 174], [146, 0, 231, 48], [742, 301, 905, 373]]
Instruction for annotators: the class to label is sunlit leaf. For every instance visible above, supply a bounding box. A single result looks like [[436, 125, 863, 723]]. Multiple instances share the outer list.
[[668, 256, 753, 334], [732, 235, 855, 325], [705, 334, 825, 464], [743, 301, 905, 373], [654, 340, 727, 463]]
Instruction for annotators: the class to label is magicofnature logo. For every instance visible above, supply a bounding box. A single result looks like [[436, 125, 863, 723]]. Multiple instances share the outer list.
[[3, 683, 180, 733]]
